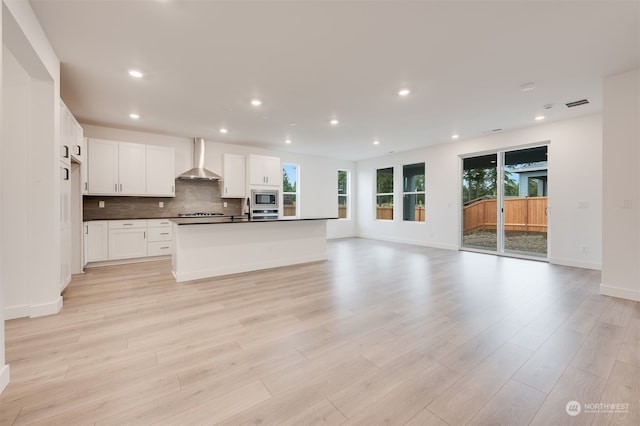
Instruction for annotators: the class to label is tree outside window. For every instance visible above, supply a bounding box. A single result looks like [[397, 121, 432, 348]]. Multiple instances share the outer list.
[[283, 164, 298, 217], [376, 167, 394, 220], [403, 163, 425, 221]]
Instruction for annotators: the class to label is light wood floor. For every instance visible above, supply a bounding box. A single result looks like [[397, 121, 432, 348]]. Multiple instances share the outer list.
[[1, 238, 638, 425]]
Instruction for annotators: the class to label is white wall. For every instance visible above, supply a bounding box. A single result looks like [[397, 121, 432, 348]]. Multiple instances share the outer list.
[[0, 0, 8, 396], [602, 68, 640, 301], [1, 1, 61, 321], [356, 113, 603, 270], [81, 124, 358, 238]]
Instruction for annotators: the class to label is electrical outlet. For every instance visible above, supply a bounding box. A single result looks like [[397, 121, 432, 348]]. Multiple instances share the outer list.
[[623, 199, 632, 209], [578, 201, 589, 209], [580, 245, 589, 255], [159, 201, 164, 208], [99, 201, 105, 208], [223, 201, 228, 208]]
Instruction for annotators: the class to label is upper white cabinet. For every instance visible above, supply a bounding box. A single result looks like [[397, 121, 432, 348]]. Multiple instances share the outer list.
[[249, 154, 280, 186], [146, 145, 175, 196], [87, 138, 175, 197], [222, 153, 246, 198], [88, 138, 119, 194], [117, 142, 146, 195]]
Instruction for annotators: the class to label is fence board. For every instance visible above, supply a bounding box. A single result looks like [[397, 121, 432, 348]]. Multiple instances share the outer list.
[[463, 197, 547, 233]]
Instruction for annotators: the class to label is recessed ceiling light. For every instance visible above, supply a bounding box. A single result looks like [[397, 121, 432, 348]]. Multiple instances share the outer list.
[[219, 128, 228, 134], [128, 70, 143, 78], [250, 99, 262, 107], [129, 113, 140, 119], [451, 134, 459, 139], [520, 82, 535, 92], [398, 89, 411, 96], [330, 119, 339, 126], [373, 140, 380, 145], [535, 115, 545, 121], [285, 139, 292, 144], [289, 122, 297, 126]]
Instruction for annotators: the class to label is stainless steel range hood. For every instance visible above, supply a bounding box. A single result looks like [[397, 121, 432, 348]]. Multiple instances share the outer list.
[[178, 138, 222, 180]]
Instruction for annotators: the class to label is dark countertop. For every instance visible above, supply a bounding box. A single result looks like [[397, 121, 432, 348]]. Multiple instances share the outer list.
[[171, 216, 338, 225]]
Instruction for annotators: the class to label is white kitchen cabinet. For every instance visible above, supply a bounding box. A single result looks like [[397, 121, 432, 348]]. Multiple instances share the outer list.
[[81, 137, 89, 194], [222, 153, 246, 198], [118, 142, 146, 195], [59, 101, 72, 166], [146, 145, 175, 196], [88, 138, 119, 194], [84, 220, 109, 263], [60, 164, 72, 291], [71, 120, 85, 163], [108, 220, 147, 260], [249, 154, 280, 186], [147, 219, 173, 256]]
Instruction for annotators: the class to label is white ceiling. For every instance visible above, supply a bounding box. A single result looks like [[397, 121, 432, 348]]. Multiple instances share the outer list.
[[30, 0, 639, 161]]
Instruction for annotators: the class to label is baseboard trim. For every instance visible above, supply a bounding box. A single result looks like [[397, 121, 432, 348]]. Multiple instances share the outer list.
[[85, 255, 170, 268], [29, 296, 63, 318], [357, 234, 458, 251], [0, 364, 9, 394], [600, 284, 640, 302], [4, 305, 30, 320], [549, 257, 601, 270]]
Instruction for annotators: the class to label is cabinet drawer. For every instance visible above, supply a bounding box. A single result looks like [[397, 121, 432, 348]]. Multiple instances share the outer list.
[[147, 219, 172, 227], [109, 219, 147, 229], [148, 241, 172, 256], [148, 227, 172, 242]]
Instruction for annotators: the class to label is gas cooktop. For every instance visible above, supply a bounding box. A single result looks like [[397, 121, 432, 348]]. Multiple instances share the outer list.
[[177, 212, 225, 217]]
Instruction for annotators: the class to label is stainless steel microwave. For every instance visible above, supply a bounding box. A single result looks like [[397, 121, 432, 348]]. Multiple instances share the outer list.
[[250, 190, 279, 220]]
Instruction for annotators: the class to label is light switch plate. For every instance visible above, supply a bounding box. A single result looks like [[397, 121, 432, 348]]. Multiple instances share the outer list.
[[99, 201, 105, 208]]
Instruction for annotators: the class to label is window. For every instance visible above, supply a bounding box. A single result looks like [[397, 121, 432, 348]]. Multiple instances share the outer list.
[[403, 163, 425, 222], [338, 170, 349, 219], [283, 164, 298, 217], [376, 167, 394, 220]]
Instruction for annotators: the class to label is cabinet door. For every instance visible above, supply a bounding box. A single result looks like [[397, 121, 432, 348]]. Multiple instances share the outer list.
[[263, 156, 281, 186], [249, 155, 280, 186], [222, 153, 246, 198], [81, 138, 88, 194], [85, 221, 109, 262], [71, 120, 84, 162], [146, 145, 175, 196], [109, 228, 147, 260], [88, 138, 118, 194], [118, 142, 146, 195]]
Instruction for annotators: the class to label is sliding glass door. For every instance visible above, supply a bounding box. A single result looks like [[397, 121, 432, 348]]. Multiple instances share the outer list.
[[462, 154, 498, 251], [502, 146, 548, 257], [462, 145, 548, 259]]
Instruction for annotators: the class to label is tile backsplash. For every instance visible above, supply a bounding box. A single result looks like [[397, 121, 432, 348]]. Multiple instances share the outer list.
[[83, 179, 245, 220]]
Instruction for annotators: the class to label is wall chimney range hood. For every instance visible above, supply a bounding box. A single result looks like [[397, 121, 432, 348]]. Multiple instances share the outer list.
[[178, 138, 222, 180]]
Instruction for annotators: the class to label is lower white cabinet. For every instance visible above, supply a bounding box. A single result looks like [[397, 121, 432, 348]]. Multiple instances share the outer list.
[[108, 220, 148, 260], [84, 220, 109, 263], [147, 219, 173, 256], [83, 219, 173, 264]]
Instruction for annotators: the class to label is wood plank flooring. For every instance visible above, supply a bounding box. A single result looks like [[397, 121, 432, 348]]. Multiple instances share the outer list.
[[1, 238, 638, 425]]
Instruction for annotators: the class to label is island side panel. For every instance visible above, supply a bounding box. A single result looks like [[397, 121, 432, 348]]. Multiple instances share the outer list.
[[172, 220, 328, 282]]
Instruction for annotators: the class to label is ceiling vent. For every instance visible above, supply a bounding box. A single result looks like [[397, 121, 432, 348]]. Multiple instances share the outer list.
[[565, 99, 590, 108]]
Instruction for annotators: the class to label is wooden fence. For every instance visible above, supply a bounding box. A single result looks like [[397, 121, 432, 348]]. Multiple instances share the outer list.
[[375, 206, 425, 221], [283, 206, 348, 218], [463, 196, 547, 233]]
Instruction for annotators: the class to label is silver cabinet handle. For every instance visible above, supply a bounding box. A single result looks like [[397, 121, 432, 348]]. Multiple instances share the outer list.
[[84, 182, 88, 190], [161, 246, 170, 249], [160, 232, 169, 235], [115, 183, 118, 191], [143, 232, 146, 239], [120, 184, 123, 191], [123, 223, 133, 226]]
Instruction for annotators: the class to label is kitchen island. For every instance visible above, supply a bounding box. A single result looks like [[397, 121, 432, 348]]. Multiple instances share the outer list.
[[171, 217, 336, 282]]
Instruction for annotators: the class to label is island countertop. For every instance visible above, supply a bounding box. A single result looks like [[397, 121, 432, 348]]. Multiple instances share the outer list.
[[170, 216, 338, 225]]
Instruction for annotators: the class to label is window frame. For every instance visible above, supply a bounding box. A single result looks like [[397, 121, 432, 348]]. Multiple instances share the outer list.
[[402, 162, 426, 222], [338, 169, 350, 220], [375, 166, 394, 221], [282, 163, 299, 218]]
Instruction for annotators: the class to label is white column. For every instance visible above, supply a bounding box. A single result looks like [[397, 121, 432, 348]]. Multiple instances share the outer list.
[[601, 68, 640, 301]]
